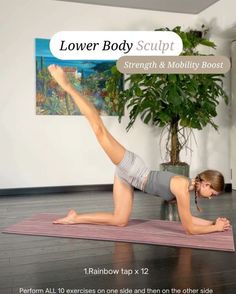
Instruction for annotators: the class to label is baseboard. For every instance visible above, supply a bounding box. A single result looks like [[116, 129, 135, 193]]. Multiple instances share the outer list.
[[224, 183, 232, 193], [0, 184, 113, 196], [0, 183, 232, 196]]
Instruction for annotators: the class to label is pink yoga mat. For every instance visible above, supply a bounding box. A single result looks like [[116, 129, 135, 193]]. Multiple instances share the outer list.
[[2, 213, 235, 252]]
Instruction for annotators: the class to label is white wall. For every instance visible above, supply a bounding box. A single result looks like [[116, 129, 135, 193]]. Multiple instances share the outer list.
[[191, 0, 236, 183], [0, 0, 231, 188], [231, 41, 236, 189]]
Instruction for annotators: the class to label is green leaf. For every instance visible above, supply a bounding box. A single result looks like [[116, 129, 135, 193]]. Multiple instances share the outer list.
[[200, 39, 216, 48], [168, 75, 177, 83], [142, 112, 152, 124], [135, 87, 143, 97], [158, 112, 171, 123]]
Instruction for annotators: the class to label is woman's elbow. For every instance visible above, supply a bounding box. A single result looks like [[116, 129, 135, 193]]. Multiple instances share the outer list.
[[183, 225, 195, 235]]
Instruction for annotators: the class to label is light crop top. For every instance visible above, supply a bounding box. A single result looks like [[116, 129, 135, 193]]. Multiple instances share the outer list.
[[143, 171, 176, 201]]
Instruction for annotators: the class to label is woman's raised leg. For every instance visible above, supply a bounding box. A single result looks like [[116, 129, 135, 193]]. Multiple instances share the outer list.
[[53, 176, 134, 226], [48, 65, 125, 165], [48, 65, 134, 226]]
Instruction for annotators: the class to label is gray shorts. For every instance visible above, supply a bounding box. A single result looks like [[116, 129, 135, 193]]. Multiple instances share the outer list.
[[115, 150, 150, 191]]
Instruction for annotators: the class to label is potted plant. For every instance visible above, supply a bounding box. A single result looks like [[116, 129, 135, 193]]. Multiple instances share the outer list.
[[105, 26, 229, 176]]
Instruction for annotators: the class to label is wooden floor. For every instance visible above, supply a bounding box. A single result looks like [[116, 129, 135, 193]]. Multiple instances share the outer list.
[[0, 189, 236, 294]]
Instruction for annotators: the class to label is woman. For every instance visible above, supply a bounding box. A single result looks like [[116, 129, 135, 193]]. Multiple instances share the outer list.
[[48, 64, 230, 235]]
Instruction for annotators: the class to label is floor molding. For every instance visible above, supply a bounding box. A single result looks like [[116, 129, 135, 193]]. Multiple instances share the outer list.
[[0, 184, 113, 196], [225, 183, 232, 192], [0, 183, 232, 196]]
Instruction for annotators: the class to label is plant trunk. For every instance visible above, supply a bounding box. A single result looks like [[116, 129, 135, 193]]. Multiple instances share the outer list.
[[170, 119, 180, 164]]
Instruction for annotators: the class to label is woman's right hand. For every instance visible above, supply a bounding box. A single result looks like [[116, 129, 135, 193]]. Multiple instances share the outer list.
[[214, 217, 231, 232]]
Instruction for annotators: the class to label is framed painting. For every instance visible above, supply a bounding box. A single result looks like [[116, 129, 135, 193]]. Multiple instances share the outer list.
[[35, 38, 123, 116]]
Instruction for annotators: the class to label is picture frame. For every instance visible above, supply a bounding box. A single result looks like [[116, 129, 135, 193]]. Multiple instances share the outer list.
[[35, 38, 123, 116]]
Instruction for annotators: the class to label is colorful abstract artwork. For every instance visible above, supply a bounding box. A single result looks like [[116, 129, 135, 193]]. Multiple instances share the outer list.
[[35, 38, 123, 115]]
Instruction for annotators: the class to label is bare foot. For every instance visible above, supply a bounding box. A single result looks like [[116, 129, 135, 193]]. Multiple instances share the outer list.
[[48, 64, 71, 91], [53, 209, 78, 224]]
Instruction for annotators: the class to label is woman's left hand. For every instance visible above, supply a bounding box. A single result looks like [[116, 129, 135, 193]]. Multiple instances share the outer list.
[[215, 217, 231, 229]]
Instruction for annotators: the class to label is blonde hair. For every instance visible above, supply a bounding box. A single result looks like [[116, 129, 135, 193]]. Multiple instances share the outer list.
[[194, 170, 225, 212]]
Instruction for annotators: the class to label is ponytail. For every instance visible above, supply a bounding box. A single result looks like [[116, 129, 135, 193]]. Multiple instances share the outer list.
[[194, 175, 202, 212]]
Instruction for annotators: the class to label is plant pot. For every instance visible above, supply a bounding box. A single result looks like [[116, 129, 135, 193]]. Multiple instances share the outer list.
[[160, 162, 190, 177]]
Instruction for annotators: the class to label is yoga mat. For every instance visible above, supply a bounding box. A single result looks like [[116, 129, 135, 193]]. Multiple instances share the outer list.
[[2, 213, 235, 252]]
